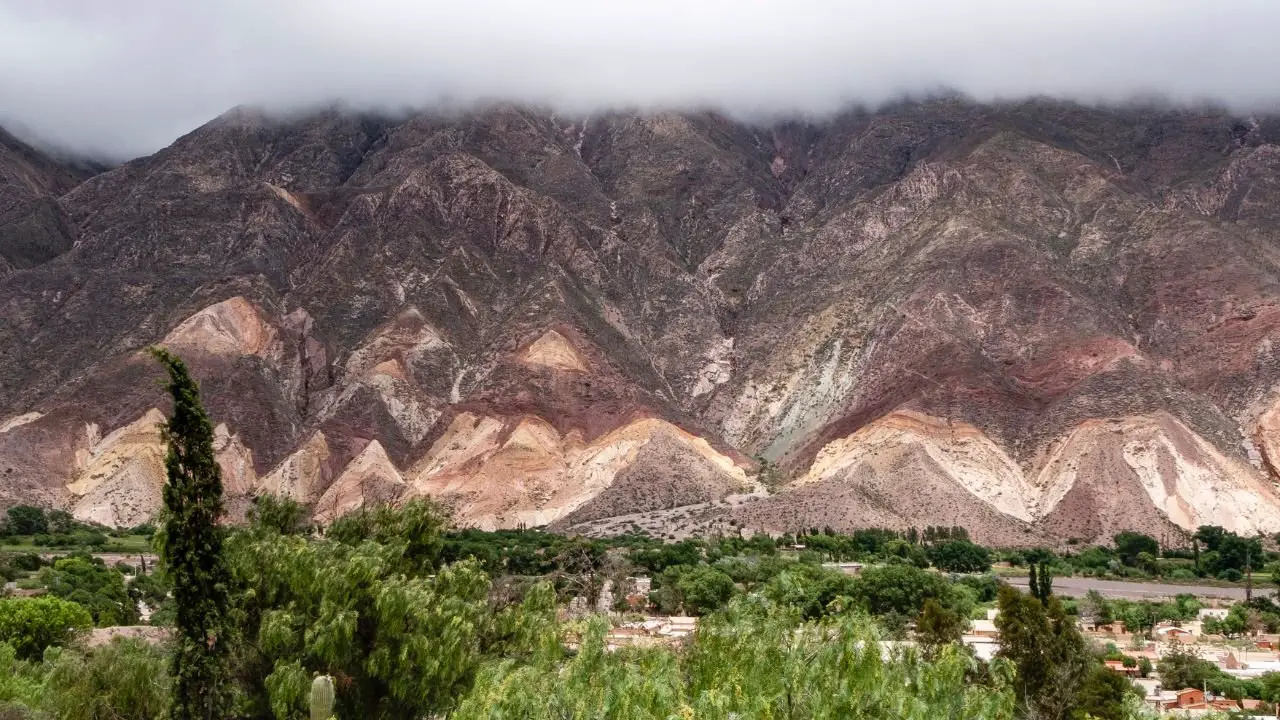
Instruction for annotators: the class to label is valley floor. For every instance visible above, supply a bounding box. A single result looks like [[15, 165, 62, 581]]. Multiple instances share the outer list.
[[1009, 575, 1252, 601]]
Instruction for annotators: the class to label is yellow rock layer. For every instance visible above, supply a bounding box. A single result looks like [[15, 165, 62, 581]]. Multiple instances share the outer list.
[[1031, 413, 1280, 534], [213, 423, 257, 497], [405, 413, 746, 529], [313, 440, 405, 524], [519, 330, 587, 372], [63, 410, 259, 527], [1255, 396, 1280, 481], [258, 431, 333, 504], [162, 296, 275, 357], [798, 410, 1034, 520], [801, 409, 1280, 535], [0, 411, 42, 435], [68, 409, 167, 527]]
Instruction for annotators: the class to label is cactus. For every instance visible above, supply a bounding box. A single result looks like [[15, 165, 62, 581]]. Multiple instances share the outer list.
[[309, 674, 335, 720]]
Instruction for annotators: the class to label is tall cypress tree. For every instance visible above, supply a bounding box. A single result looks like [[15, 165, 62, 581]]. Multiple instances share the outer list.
[[152, 348, 232, 719], [1033, 561, 1054, 603]]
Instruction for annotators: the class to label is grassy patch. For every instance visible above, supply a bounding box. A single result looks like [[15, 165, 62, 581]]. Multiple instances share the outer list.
[[0, 534, 152, 555]]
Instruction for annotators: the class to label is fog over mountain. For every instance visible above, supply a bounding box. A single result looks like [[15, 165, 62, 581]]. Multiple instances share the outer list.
[[3, 0, 1280, 157]]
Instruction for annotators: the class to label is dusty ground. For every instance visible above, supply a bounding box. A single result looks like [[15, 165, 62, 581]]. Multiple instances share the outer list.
[[1008, 575, 1251, 601], [86, 625, 169, 647]]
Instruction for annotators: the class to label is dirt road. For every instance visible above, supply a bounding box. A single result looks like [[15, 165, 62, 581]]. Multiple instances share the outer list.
[[1007, 575, 1252, 601]]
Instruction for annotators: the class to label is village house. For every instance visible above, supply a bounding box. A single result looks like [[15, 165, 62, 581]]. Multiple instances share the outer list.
[[960, 636, 998, 662], [1102, 660, 1138, 677], [970, 618, 1000, 638], [822, 561, 864, 576], [1240, 698, 1265, 712], [1148, 687, 1241, 714], [604, 616, 699, 651], [1165, 687, 1205, 710], [1154, 625, 1194, 643]]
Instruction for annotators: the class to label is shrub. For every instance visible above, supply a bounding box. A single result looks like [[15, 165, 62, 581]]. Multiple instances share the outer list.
[[8, 555, 41, 573], [452, 599, 1018, 719], [0, 596, 92, 660], [4, 507, 46, 537], [38, 557, 138, 626], [42, 639, 171, 720]]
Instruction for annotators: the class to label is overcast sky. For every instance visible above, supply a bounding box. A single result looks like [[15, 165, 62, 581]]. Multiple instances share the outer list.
[[2, 0, 1279, 159]]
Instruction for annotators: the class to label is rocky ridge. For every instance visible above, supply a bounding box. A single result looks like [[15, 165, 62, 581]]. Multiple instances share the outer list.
[[4, 100, 1280, 544]]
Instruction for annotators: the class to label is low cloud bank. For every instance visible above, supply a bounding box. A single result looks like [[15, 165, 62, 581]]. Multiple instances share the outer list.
[[2, 0, 1277, 157]]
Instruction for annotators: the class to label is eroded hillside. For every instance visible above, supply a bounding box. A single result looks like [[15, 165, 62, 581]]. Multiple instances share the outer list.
[[4, 101, 1280, 544]]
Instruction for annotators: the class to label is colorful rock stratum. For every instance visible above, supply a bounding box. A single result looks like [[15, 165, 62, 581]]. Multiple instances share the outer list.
[[5, 100, 1280, 545]]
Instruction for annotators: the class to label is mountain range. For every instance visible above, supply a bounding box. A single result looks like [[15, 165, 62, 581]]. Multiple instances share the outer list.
[[4, 98, 1280, 545]]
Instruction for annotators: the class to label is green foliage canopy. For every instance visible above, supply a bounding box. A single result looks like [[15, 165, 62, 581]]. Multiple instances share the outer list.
[[39, 556, 138, 626], [0, 596, 92, 660], [228, 499, 496, 719]]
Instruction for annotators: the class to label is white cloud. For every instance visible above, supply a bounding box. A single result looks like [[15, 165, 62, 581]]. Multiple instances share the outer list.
[[2, 0, 1278, 157]]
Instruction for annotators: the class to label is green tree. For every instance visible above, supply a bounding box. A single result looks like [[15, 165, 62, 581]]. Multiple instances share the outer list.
[[916, 598, 964, 658], [1072, 665, 1136, 720], [1219, 603, 1257, 637], [1118, 601, 1159, 638], [1137, 656, 1153, 678], [1073, 546, 1114, 572], [927, 539, 993, 573], [0, 596, 92, 660], [1218, 533, 1263, 575], [761, 563, 858, 620], [995, 585, 1090, 720], [1257, 671, 1280, 702], [246, 495, 310, 536], [1113, 532, 1159, 567], [675, 565, 738, 615], [38, 556, 138, 626], [1154, 595, 1191, 618], [1134, 551, 1159, 575], [1195, 525, 1227, 552], [1080, 590, 1113, 628], [0, 640, 47, 713], [45, 509, 75, 534], [5, 506, 46, 536], [1158, 647, 1223, 690], [227, 499, 497, 719], [151, 348, 233, 720], [1030, 561, 1053, 603], [852, 563, 952, 618], [454, 597, 1018, 719]]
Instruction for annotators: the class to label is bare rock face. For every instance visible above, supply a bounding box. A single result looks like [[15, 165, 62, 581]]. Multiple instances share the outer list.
[[1032, 413, 1280, 540], [520, 330, 588, 373], [0, 128, 95, 274], [67, 409, 167, 528], [6, 100, 1280, 543], [257, 431, 334, 504], [404, 412, 746, 530], [162, 297, 276, 358], [313, 440, 405, 524]]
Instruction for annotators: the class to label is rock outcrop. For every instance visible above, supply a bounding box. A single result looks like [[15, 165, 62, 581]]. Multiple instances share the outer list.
[[404, 412, 747, 530]]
